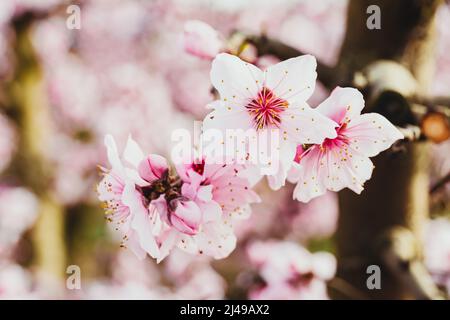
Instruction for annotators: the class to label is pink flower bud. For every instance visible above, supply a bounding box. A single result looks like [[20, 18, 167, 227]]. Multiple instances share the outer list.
[[183, 20, 223, 60], [138, 154, 169, 183], [169, 198, 202, 235]]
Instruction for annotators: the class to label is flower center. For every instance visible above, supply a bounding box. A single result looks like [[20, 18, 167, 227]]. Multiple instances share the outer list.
[[246, 87, 288, 130], [294, 123, 349, 163], [136, 170, 182, 207], [321, 122, 349, 150], [191, 159, 205, 176]]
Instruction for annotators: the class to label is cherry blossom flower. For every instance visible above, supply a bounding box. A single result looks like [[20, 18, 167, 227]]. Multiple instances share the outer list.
[[0, 263, 35, 299], [98, 135, 260, 263], [247, 240, 336, 300], [203, 53, 337, 190], [0, 186, 38, 255], [97, 135, 162, 260], [183, 20, 224, 60], [289, 87, 404, 202], [153, 160, 261, 262]]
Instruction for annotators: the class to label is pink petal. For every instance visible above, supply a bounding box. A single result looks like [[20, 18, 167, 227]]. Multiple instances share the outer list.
[[197, 185, 213, 202], [122, 182, 160, 259], [198, 201, 222, 223], [183, 20, 223, 60], [170, 200, 202, 235], [138, 154, 169, 183], [316, 87, 365, 124]]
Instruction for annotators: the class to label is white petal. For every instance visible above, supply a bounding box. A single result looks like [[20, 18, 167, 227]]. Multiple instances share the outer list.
[[194, 220, 237, 259], [281, 103, 338, 145], [211, 53, 264, 105], [346, 113, 404, 157], [292, 147, 327, 202], [267, 140, 296, 190], [104, 134, 125, 175], [123, 134, 145, 168], [265, 55, 317, 105], [312, 252, 337, 280]]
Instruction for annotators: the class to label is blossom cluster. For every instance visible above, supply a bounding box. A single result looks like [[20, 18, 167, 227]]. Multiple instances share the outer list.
[[98, 20, 404, 262], [97, 135, 260, 262]]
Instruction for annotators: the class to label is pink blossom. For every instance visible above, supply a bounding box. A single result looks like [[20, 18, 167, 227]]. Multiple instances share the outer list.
[[183, 20, 224, 60], [174, 266, 226, 300], [0, 187, 38, 255], [0, 263, 35, 299], [153, 160, 261, 262], [203, 53, 337, 189], [247, 240, 336, 300], [424, 218, 450, 292], [290, 191, 339, 241], [168, 199, 202, 235], [98, 135, 260, 262], [97, 135, 162, 260], [289, 87, 404, 202]]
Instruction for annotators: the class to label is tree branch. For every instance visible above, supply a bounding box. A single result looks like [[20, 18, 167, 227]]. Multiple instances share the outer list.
[[244, 34, 337, 89], [430, 172, 450, 194]]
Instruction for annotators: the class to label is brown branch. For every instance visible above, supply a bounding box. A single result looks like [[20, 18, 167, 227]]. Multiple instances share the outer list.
[[244, 34, 337, 89], [430, 172, 450, 194], [411, 95, 450, 109]]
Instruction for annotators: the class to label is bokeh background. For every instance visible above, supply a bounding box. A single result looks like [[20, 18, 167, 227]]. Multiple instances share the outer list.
[[0, 0, 449, 299]]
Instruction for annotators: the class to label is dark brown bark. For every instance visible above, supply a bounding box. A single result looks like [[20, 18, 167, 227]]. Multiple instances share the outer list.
[[335, 0, 444, 299]]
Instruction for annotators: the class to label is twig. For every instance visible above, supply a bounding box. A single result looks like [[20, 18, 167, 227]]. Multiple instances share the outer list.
[[430, 172, 450, 194], [244, 34, 337, 89]]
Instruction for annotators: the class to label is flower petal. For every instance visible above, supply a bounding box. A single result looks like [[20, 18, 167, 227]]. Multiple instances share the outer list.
[[316, 87, 365, 124], [345, 113, 404, 157], [104, 134, 125, 176], [210, 53, 264, 106], [123, 134, 145, 168], [138, 154, 169, 183], [122, 182, 160, 259], [281, 103, 338, 145], [265, 55, 317, 105]]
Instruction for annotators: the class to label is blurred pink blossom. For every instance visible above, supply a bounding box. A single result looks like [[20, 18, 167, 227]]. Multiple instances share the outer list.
[[424, 218, 450, 292], [0, 186, 38, 255], [290, 191, 339, 241], [183, 20, 224, 60], [0, 263, 35, 299], [247, 240, 336, 300]]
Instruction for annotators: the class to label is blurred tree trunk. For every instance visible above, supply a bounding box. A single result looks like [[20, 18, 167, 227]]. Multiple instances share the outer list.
[[335, 0, 443, 299], [9, 17, 66, 283]]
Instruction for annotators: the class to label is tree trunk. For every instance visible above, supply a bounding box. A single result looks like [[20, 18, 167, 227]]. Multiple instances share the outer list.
[[9, 17, 67, 285], [335, 0, 443, 299]]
